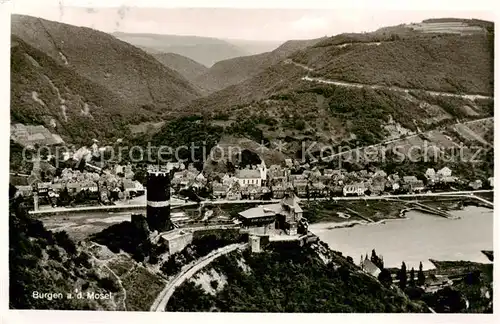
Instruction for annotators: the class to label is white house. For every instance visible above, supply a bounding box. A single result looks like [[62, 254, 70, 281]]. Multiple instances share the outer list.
[[469, 180, 483, 190], [91, 143, 99, 157], [437, 167, 452, 178], [488, 177, 494, 188], [195, 172, 207, 185], [222, 174, 237, 187], [236, 169, 262, 187], [115, 165, 124, 175], [343, 183, 366, 196], [373, 170, 387, 178], [425, 168, 436, 180], [82, 181, 99, 192]]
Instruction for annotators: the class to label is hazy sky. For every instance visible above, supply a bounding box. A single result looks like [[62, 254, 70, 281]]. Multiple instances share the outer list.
[[11, 1, 495, 41]]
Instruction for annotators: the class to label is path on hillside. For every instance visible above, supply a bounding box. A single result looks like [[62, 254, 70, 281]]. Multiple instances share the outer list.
[[87, 248, 128, 311], [285, 59, 493, 100], [150, 243, 248, 312], [301, 76, 492, 100]]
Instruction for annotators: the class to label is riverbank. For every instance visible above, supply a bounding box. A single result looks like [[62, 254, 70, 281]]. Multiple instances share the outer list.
[[306, 194, 492, 226], [309, 206, 493, 271], [304, 199, 409, 224]]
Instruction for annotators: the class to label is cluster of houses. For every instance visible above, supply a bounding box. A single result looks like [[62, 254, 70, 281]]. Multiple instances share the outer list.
[[205, 162, 481, 200], [14, 153, 494, 207], [15, 166, 144, 205]]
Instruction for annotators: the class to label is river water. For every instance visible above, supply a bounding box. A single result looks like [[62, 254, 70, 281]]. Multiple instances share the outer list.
[[309, 206, 493, 270]]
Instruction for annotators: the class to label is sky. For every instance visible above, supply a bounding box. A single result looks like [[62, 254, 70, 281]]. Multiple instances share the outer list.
[[10, 1, 496, 41]]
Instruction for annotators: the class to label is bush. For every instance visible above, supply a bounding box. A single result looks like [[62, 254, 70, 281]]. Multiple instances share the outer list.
[[98, 277, 120, 293]]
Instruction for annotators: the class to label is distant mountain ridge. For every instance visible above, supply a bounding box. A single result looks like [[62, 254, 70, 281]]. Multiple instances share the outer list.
[[112, 32, 250, 67]]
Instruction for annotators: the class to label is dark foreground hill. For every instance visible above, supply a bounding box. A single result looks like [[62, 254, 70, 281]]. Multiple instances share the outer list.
[[11, 15, 200, 122], [167, 242, 426, 312], [9, 190, 121, 310]]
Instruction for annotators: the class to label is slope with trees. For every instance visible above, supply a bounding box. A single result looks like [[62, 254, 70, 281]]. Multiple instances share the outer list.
[[194, 37, 325, 93], [12, 15, 201, 115], [151, 52, 208, 87], [167, 242, 426, 312], [292, 32, 493, 95], [9, 188, 121, 310]]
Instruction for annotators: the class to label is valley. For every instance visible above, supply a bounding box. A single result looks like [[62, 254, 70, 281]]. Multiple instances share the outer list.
[[8, 12, 494, 315]]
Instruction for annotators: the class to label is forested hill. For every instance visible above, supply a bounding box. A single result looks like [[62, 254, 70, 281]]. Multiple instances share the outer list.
[[167, 241, 427, 312], [194, 37, 325, 93], [9, 187, 121, 310], [174, 18, 493, 153], [11, 36, 133, 143], [151, 52, 209, 86], [10, 15, 201, 143]]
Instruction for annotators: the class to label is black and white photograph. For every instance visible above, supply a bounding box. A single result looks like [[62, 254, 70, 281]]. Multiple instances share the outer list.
[[3, 0, 496, 318]]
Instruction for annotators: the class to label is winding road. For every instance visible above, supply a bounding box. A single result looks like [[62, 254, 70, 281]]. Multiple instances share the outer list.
[[150, 243, 248, 312], [285, 59, 493, 100], [301, 76, 493, 100]]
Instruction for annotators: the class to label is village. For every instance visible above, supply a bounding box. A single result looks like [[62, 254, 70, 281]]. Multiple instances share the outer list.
[[11, 140, 494, 210]]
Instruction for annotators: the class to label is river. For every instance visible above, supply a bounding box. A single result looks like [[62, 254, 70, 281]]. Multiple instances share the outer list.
[[309, 206, 493, 270]]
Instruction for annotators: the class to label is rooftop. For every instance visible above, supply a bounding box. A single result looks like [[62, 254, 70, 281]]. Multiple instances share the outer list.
[[362, 259, 380, 275], [236, 169, 261, 179], [282, 195, 303, 213], [238, 203, 282, 219]]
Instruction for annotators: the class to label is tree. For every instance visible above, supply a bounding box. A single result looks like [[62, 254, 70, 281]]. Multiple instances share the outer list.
[[76, 159, 86, 172], [226, 161, 236, 174], [370, 249, 384, 270], [417, 262, 426, 286], [397, 262, 407, 289], [430, 287, 467, 313], [409, 267, 415, 287], [9, 184, 18, 200], [133, 168, 147, 185], [378, 268, 393, 287], [58, 187, 71, 206]]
